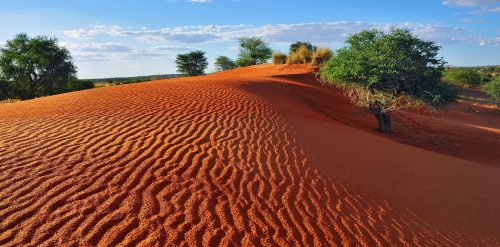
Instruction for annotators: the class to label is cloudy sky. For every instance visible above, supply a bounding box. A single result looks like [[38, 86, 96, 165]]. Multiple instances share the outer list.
[[0, 0, 499, 78]]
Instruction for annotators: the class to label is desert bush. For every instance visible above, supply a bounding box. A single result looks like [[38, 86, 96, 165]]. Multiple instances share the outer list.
[[272, 52, 288, 65], [288, 45, 313, 64], [176, 50, 208, 76], [321, 29, 458, 133], [290, 42, 317, 54], [484, 80, 500, 100], [215, 56, 237, 71], [312, 47, 333, 66], [236, 37, 272, 67], [443, 68, 481, 87], [68, 79, 95, 91]]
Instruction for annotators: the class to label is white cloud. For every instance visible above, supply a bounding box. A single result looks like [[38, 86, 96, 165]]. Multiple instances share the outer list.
[[443, 0, 500, 13], [63, 22, 499, 47], [62, 42, 189, 61]]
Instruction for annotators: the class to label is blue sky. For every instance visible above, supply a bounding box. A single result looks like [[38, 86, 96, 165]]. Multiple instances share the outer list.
[[0, 0, 499, 78]]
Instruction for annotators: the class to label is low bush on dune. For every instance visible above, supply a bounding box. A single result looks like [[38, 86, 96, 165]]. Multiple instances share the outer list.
[[272, 52, 288, 64], [67, 79, 95, 91], [312, 47, 333, 66], [288, 44, 313, 64], [215, 56, 237, 71]]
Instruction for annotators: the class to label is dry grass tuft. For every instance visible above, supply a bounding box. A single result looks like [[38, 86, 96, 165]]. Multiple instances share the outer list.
[[288, 45, 313, 64], [312, 47, 333, 66], [272, 52, 288, 65]]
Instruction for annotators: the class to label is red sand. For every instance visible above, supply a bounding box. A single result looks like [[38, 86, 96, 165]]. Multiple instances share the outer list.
[[0, 64, 499, 246]]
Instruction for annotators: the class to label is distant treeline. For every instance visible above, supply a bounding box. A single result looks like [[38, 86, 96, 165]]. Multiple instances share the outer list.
[[88, 74, 184, 86]]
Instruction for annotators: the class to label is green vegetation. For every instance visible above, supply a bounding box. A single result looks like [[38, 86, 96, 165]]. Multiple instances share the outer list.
[[214, 56, 237, 71], [443, 68, 481, 87], [312, 47, 333, 66], [176, 50, 208, 76], [68, 79, 95, 91], [288, 44, 313, 64], [236, 37, 272, 67], [272, 52, 288, 65], [321, 29, 458, 133], [0, 33, 80, 100], [289, 42, 317, 54], [484, 80, 500, 100]]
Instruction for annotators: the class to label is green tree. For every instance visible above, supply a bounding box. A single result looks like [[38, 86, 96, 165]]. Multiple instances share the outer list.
[[0, 33, 76, 99], [289, 41, 317, 54], [484, 80, 500, 100], [214, 56, 237, 71], [443, 68, 481, 87], [236, 37, 272, 67], [321, 29, 458, 133], [175, 50, 208, 76]]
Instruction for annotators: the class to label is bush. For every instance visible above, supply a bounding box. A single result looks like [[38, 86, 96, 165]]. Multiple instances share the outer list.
[[321, 29, 457, 133], [290, 42, 317, 54], [312, 47, 333, 66], [68, 79, 95, 91], [272, 52, 288, 65], [288, 44, 313, 64], [443, 68, 481, 87], [176, 50, 208, 76], [215, 56, 237, 71], [236, 37, 272, 67], [0, 79, 8, 100], [484, 80, 500, 100]]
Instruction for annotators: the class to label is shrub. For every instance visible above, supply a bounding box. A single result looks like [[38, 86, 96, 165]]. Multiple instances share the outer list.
[[443, 68, 481, 87], [272, 52, 288, 65], [176, 50, 208, 76], [68, 79, 95, 91], [312, 47, 333, 66], [215, 56, 237, 71], [288, 44, 313, 64], [321, 29, 457, 133], [484, 80, 500, 100], [236, 37, 272, 67], [290, 42, 317, 54]]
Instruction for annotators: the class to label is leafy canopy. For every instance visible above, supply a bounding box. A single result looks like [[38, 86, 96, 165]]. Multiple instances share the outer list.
[[484, 80, 500, 100], [321, 29, 458, 112], [214, 56, 237, 71], [236, 37, 272, 67], [175, 50, 208, 76], [0, 33, 76, 99]]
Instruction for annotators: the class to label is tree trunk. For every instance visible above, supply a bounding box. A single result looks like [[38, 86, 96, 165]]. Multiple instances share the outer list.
[[369, 103, 392, 133]]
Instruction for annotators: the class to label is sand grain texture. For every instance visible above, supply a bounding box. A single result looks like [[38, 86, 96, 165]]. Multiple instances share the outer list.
[[0, 65, 499, 246]]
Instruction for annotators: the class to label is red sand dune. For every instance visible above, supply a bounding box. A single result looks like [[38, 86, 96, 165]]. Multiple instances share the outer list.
[[0, 64, 499, 246]]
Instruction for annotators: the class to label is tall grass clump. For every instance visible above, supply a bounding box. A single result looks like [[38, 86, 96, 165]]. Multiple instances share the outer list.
[[312, 47, 333, 66], [287, 44, 313, 64], [272, 52, 288, 64]]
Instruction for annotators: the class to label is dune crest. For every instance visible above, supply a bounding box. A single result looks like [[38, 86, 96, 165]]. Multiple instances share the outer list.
[[0, 65, 499, 246]]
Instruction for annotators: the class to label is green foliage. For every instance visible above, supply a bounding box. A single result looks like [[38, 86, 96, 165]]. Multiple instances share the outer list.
[[288, 44, 313, 64], [443, 68, 481, 87], [289, 42, 317, 54], [68, 79, 95, 91], [484, 80, 500, 100], [236, 37, 272, 67], [214, 56, 237, 71], [176, 50, 208, 76], [320, 29, 458, 132], [272, 52, 288, 65], [0, 33, 77, 99], [312, 47, 333, 66]]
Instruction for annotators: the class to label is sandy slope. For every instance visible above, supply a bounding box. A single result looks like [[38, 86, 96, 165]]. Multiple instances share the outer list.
[[0, 65, 499, 246]]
